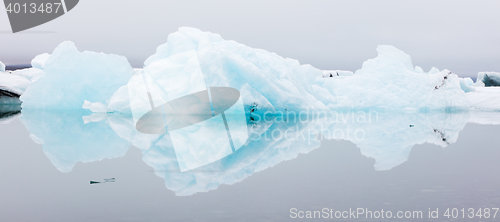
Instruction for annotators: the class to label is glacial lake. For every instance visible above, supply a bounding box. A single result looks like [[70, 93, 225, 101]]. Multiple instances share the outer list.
[[1, 109, 500, 221]]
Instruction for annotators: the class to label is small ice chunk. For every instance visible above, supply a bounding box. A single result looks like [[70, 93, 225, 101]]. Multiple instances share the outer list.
[[0, 61, 5, 72], [31, 53, 51, 70], [82, 100, 108, 113]]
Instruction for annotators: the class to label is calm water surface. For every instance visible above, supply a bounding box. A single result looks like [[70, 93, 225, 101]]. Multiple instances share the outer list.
[[0, 110, 499, 221]]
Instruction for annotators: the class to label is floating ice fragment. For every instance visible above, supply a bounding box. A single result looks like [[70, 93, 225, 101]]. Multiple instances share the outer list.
[[82, 100, 108, 113]]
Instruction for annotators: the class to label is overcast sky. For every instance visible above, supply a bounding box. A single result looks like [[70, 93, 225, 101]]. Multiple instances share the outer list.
[[0, 0, 499, 77]]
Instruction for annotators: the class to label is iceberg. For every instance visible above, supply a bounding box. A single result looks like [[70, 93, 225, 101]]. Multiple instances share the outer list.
[[474, 72, 500, 87], [5, 27, 500, 196], [0, 28, 485, 114], [0, 72, 31, 96], [20, 41, 134, 110], [93, 28, 471, 116], [315, 45, 469, 110], [0, 59, 41, 97], [141, 27, 328, 113]]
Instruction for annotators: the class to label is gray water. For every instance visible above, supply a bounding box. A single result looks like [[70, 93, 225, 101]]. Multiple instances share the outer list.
[[1, 111, 499, 221]]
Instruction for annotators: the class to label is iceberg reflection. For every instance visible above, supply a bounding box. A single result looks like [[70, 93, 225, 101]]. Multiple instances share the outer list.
[[19, 109, 500, 195], [20, 110, 131, 172], [0, 103, 21, 123]]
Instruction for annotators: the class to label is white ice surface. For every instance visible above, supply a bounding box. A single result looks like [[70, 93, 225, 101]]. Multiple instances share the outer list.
[[20, 41, 134, 110], [466, 87, 500, 111], [10, 68, 45, 82], [459, 77, 475, 93], [143, 27, 328, 113], [468, 111, 500, 125], [240, 83, 276, 114], [0, 72, 30, 95], [315, 45, 469, 111]]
